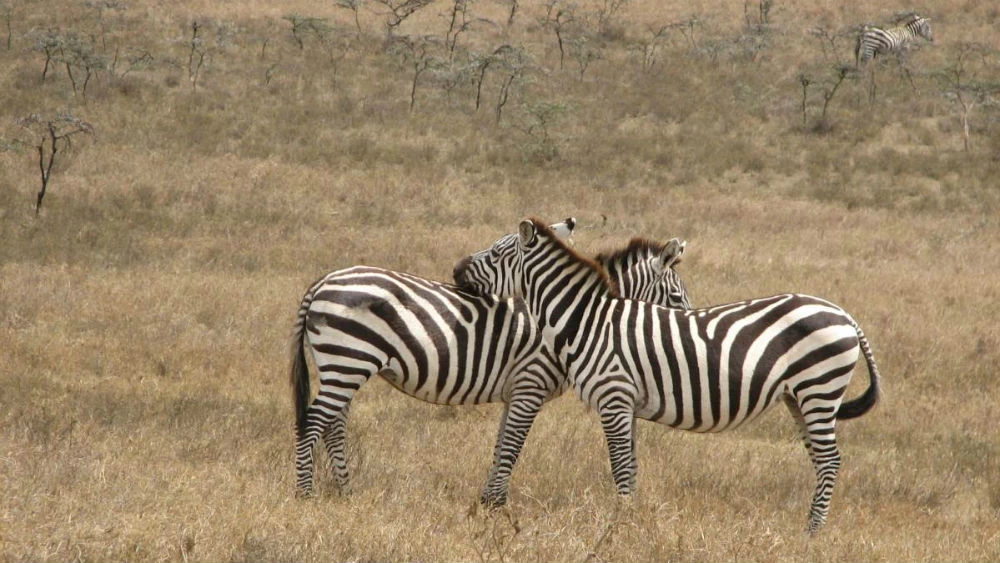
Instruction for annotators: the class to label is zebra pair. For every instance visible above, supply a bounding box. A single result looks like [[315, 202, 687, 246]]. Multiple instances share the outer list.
[[290, 218, 693, 506], [855, 14, 933, 67], [453, 218, 882, 535]]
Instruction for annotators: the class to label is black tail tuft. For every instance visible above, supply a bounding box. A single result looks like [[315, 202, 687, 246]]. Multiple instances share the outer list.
[[290, 293, 314, 438]]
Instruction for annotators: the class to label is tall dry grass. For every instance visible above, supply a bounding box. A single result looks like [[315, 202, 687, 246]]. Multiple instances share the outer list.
[[1, 0, 998, 561]]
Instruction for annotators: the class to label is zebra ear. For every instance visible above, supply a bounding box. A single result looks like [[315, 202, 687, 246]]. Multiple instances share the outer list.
[[657, 238, 686, 270], [518, 220, 537, 247], [549, 217, 576, 238], [548, 217, 576, 245]]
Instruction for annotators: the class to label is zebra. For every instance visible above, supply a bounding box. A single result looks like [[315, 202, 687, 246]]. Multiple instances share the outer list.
[[453, 218, 882, 534], [290, 219, 693, 506], [855, 14, 933, 67]]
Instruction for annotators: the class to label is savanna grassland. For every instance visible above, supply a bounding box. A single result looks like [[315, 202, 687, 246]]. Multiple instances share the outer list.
[[1, 0, 999, 560]]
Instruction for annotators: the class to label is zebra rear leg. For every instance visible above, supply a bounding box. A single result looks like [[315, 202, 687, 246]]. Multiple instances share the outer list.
[[783, 395, 816, 465], [481, 392, 545, 508], [791, 398, 842, 535], [296, 373, 368, 497], [321, 402, 353, 494], [295, 404, 340, 497]]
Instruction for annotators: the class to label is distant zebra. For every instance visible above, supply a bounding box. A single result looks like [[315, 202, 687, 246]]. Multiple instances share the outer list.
[[855, 14, 933, 67], [453, 219, 882, 534], [291, 220, 693, 505]]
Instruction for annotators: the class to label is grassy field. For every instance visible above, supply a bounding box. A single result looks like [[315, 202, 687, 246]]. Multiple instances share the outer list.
[[1, 0, 998, 561]]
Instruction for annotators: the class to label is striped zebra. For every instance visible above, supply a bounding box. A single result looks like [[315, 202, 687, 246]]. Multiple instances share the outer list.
[[290, 219, 693, 505], [453, 219, 882, 534], [855, 14, 933, 67]]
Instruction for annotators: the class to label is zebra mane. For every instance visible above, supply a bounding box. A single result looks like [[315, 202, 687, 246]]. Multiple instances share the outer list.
[[593, 237, 670, 267], [529, 218, 620, 298], [894, 12, 924, 25]]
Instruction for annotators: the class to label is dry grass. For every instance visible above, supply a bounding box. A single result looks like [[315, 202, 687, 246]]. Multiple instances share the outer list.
[[1, 0, 999, 561]]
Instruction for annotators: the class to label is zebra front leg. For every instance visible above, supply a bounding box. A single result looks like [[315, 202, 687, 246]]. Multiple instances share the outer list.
[[321, 401, 352, 494], [481, 403, 510, 505], [598, 397, 638, 498], [481, 391, 545, 508]]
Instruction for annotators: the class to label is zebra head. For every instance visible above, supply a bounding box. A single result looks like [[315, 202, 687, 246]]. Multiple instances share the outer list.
[[453, 217, 576, 298], [456, 219, 693, 309], [912, 16, 932, 41], [595, 237, 692, 309]]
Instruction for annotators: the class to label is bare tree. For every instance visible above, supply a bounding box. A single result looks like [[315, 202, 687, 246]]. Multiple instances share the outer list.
[[539, 1, 576, 70], [84, 0, 127, 53], [12, 113, 95, 215], [501, 0, 518, 29], [335, 0, 366, 36], [282, 14, 332, 50], [375, 0, 435, 37], [443, 0, 496, 59], [596, 0, 628, 31], [631, 23, 670, 71], [58, 33, 107, 101], [513, 100, 569, 161], [33, 29, 62, 81], [492, 44, 528, 123], [568, 34, 599, 79], [183, 20, 235, 91], [390, 34, 441, 111], [937, 42, 1000, 152], [2, 2, 12, 51]]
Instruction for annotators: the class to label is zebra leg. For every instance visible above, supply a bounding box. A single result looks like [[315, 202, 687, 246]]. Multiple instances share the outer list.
[[295, 403, 339, 497], [296, 368, 370, 497], [481, 391, 546, 508], [783, 395, 815, 465], [481, 403, 510, 505], [597, 396, 638, 497], [793, 398, 842, 535], [628, 416, 638, 492], [321, 401, 353, 493]]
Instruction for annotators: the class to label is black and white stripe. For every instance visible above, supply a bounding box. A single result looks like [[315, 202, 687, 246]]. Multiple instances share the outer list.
[[453, 218, 882, 534], [855, 14, 933, 67], [291, 220, 692, 505]]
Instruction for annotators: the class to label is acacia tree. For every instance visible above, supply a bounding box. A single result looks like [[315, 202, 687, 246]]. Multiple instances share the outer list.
[[390, 34, 441, 112], [539, 0, 576, 70], [936, 42, 999, 152], [183, 19, 235, 91], [58, 33, 107, 100], [335, 0, 366, 36], [443, 0, 495, 59], [2, 2, 12, 51], [375, 0, 435, 37], [12, 113, 95, 215], [798, 64, 853, 133], [492, 44, 529, 123], [34, 29, 62, 81]]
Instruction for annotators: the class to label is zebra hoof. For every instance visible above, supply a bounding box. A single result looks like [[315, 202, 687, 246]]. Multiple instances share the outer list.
[[295, 488, 315, 499], [481, 493, 508, 510], [806, 517, 825, 536]]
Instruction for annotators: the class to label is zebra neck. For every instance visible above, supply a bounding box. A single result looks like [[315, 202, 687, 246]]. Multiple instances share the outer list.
[[528, 268, 612, 332]]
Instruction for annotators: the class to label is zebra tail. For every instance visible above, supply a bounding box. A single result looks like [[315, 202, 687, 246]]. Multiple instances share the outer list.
[[837, 324, 882, 420], [291, 289, 314, 439]]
